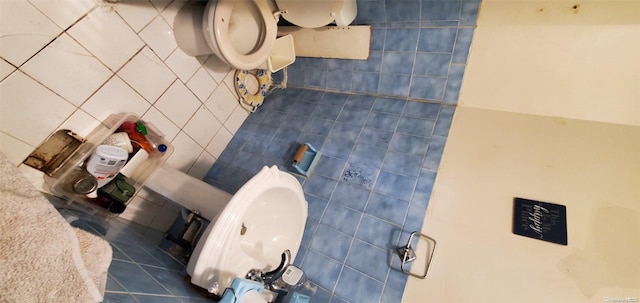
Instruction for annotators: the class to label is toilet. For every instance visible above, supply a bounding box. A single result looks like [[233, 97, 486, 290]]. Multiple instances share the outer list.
[[173, 0, 357, 70], [144, 164, 308, 292]]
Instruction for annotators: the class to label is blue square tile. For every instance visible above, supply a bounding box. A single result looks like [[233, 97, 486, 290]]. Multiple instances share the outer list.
[[104, 293, 137, 303], [356, 214, 402, 250], [358, 127, 393, 149], [365, 110, 400, 131], [307, 195, 328, 222], [140, 266, 201, 297], [330, 182, 371, 211], [225, 133, 248, 152], [106, 276, 125, 292], [412, 169, 437, 209], [409, 76, 446, 100], [328, 122, 362, 142], [111, 240, 164, 267], [452, 28, 474, 64], [330, 296, 349, 303], [345, 94, 376, 110], [304, 118, 335, 136], [294, 246, 307, 266], [244, 109, 264, 124], [304, 68, 327, 88], [365, 192, 410, 226], [110, 245, 130, 262], [354, 51, 382, 73], [242, 138, 271, 155], [298, 90, 325, 103], [108, 260, 170, 294], [420, 20, 459, 27], [286, 101, 318, 117], [423, 135, 446, 170], [374, 171, 417, 201], [312, 104, 342, 121], [345, 240, 391, 282], [302, 219, 318, 248], [304, 174, 338, 200], [337, 108, 370, 126], [326, 70, 353, 91], [145, 246, 184, 271], [320, 203, 362, 235], [460, 1, 481, 26], [421, 1, 462, 21], [386, 1, 421, 22], [310, 224, 353, 262], [417, 28, 457, 53], [373, 97, 406, 114], [381, 268, 408, 303], [349, 143, 387, 168], [403, 206, 426, 233], [381, 151, 423, 178], [314, 156, 347, 180], [334, 266, 384, 303], [381, 52, 415, 75], [370, 28, 386, 51], [264, 142, 292, 162], [322, 136, 355, 159], [321, 92, 349, 106], [414, 52, 452, 77], [403, 101, 441, 119], [341, 162, 380, 189], [327, 58, 354, 71], [351, 72, 380, 94], [444, 64, 465, 104], [287, 65, 305, 86], [378, 73, 411, 98], [301, 249, 342, 291], [355, 1, 386, 24], [433, 105, 455, 137], [389, 132, 429, 156], [396, 116, 435, 137], [384, 28, 419, 52], [304, 57, 328, 68], [272, 127, 302, 145], [259, 110, 285, 127]]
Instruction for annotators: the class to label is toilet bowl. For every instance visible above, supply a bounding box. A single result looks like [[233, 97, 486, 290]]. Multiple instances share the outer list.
[[173, 0, 357, 69], [174, 0, 277, 70], [145, 164, 307, 292]]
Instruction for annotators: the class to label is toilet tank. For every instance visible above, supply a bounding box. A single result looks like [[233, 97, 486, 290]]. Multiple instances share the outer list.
[[275, 0, 357, 28]]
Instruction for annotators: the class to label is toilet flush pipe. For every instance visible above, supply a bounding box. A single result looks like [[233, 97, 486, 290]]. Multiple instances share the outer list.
[[144, 164, 232, 221]]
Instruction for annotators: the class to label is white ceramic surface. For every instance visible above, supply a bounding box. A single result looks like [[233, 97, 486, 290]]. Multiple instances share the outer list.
[[186, 166, 307, 292]]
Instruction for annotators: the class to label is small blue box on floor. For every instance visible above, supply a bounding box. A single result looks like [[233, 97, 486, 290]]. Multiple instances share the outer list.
[[288, 292, 310, 303], [290, 143, 321, 177]]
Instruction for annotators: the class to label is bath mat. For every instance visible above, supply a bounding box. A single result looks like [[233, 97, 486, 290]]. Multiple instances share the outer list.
[[0, 153, 112, 303]]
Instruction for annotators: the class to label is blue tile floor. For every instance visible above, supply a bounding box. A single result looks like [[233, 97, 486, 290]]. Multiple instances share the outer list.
[[46, 201, 212, 303], [204, 88, 454, 303]]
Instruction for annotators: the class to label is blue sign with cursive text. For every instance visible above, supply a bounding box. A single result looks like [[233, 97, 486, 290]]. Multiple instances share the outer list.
[[513, 197, 567, 245]]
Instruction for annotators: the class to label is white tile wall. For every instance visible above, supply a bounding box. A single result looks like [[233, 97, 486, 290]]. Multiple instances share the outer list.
[[0, 0, 249, 231]]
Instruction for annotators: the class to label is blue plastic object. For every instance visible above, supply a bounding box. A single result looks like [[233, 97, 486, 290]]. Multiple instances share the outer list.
[[288, 292, 311, 303], [290, 143, 321, 177], [219, 278, 265, 303]]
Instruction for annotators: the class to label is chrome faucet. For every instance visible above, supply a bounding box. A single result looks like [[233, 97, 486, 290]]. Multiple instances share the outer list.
[[246, 250, 291, 288]]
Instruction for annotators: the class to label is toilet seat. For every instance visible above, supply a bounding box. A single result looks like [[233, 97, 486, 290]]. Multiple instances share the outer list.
[[204, 0, 277, 70]]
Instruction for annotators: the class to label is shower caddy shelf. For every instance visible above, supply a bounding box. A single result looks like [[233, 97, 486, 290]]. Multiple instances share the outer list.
[[32, 113, 174, 219]]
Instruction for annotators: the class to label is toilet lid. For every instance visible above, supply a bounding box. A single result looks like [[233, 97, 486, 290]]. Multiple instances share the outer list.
[[275, 0, 344, 28]]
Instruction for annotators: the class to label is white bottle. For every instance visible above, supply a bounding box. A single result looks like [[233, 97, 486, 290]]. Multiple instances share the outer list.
[[86, 145, 128, 190]]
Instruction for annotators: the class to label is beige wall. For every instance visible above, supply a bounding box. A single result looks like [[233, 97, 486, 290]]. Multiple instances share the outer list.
[[459, 0, 640, 126], [403, 1, 640, 302]]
